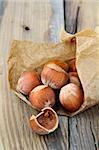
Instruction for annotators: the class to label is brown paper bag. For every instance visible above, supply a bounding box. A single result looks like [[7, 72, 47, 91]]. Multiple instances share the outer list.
[[8, 29, 99, 116]]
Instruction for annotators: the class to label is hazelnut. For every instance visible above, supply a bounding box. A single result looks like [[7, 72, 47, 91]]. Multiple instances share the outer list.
[[69, 72, 79, 78], [71, 37, 76, 44], [69, 72, 81, 87], [46, 59, 69, 71], [69, 76, 81, 87], [29, 85, 55, 110], [41, 63, 69, 89], [17, 71, 41, 95], [59, 83, 84, 112], [30, 107, 59, 135], [69, 59, 77, 72]]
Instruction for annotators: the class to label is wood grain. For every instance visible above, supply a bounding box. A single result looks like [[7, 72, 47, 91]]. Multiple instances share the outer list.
[[64, 0, 80, 34], [64, 0, 99, 150], [77, 0, 98, 31], [0, 0, 68, 150], [0, 0, 99, 150]]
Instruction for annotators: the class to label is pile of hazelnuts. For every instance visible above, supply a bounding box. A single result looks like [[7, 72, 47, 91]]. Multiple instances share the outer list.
[[17, 59, 84, 134], [17, 59, 84, 112]]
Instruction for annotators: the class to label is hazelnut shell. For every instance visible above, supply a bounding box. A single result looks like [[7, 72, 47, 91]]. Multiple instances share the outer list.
[[69, 72, 81, 87], [69, 76, 81, 87], [30, 107, 59, 135], [46, 59, 69, 71], [69, 59, 77, 72], [59, 83, 84, 112], [17, 71, 41, 95], [29, 85, 56, 110], [69, 72, 79, 78], [41, 64, 69, 89]]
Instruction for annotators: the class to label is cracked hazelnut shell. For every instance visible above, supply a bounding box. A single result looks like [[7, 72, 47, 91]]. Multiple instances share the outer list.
[[17, 71, 41, 95], [59, 83, 84, 112], [41, 63, 69, 89], [30, 107, 59, 135], [29, 85, 55, 110]]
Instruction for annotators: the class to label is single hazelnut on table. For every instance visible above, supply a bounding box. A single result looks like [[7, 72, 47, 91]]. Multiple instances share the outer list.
[[59, 83, 84, 112], [29, 85, 55, 110], [41, 62, 69, 89], [17, 71, 41, 95], [69, 59, 77, 72], [69, 72, 81, 87], [30, 107, 59, 135]]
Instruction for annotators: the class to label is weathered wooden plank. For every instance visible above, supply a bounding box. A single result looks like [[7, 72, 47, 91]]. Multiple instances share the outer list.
[[0, 1, 7, 25], [64, 0, 80, 34], [0, 0, 69, 150], [77, 0, 99, 31], [69, 106, 99, 150], [64, 0, 99, 150]]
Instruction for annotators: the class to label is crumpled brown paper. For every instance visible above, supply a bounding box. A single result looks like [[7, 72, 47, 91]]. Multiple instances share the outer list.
[[8, 29, 99, 116], [60, 28, 97, 42]]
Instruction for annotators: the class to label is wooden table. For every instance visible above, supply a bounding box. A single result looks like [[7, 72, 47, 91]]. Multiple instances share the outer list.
[[0, 0, 99, 150]]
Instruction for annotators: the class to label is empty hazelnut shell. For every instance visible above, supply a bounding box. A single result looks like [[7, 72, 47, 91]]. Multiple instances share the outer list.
[[29, 85, 56, 110], [30, 107, 59, 135], [17, 71, 41, 95], [41, 63, 69, 89]]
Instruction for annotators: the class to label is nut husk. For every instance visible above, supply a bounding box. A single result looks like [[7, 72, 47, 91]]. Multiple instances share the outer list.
[[8, 28, 99, 116], [30, 107, 58, 135]]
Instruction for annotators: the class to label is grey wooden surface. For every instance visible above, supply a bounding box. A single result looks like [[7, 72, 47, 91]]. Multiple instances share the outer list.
[[0, 0, 99, 150]]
